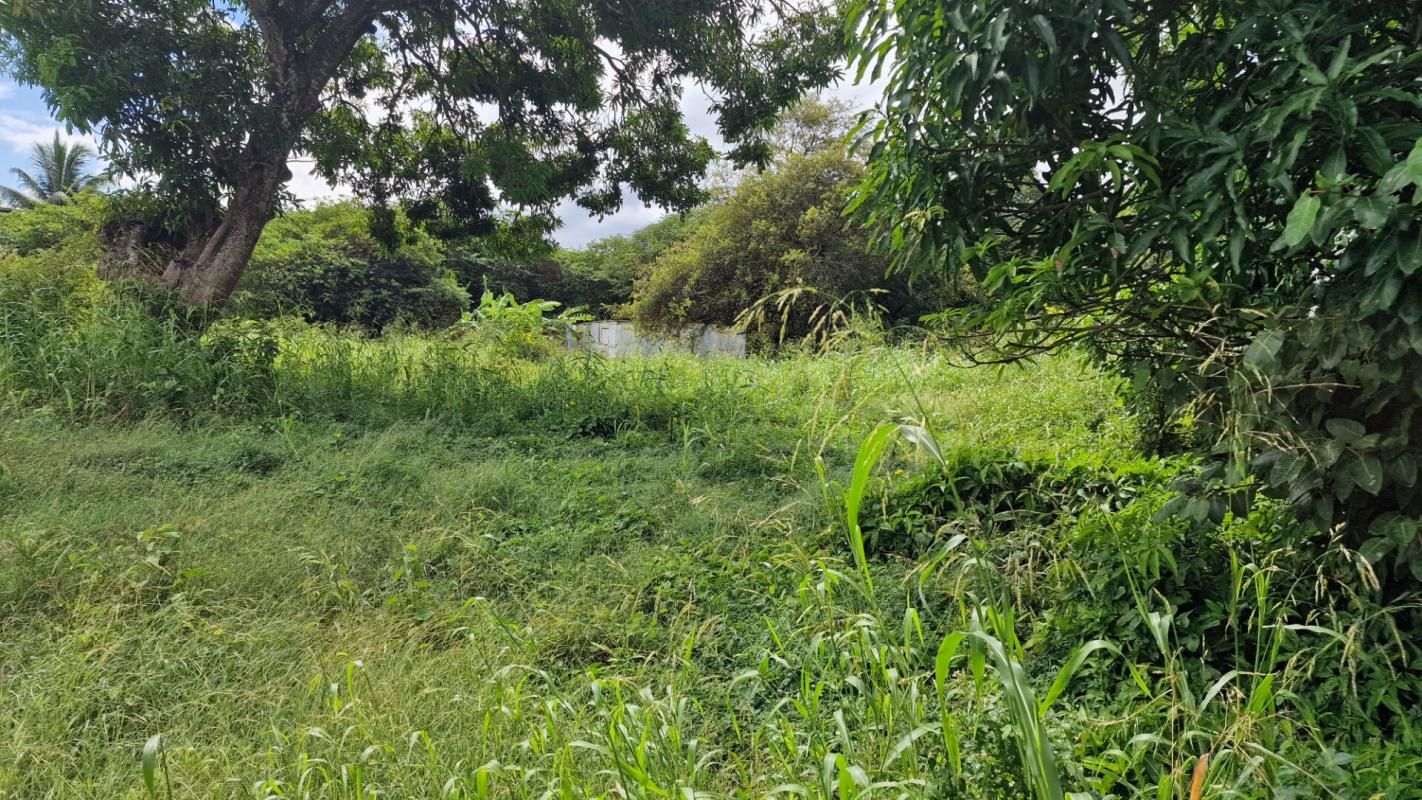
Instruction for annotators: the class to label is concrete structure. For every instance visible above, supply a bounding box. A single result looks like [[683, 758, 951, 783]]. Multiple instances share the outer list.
[[572, 320, 746, 358]]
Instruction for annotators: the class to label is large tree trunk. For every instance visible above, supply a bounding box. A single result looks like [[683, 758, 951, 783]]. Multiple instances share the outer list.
[[106, 0, 382, 304], [162, 154, 293, 306]]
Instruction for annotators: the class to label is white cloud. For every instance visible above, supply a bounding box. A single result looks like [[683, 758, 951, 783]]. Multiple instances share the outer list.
[[0, 84, 12, 100], [0, 112, 98, 155], [555, 194, 668, 248], [286, 159, 351, 205]]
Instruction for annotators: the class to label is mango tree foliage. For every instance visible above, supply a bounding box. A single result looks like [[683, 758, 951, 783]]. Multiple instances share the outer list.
[[0, 0, 842, 304], [850, 0, 1422, 580]]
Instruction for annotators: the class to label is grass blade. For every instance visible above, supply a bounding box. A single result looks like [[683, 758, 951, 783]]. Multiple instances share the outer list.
[[843, 422, 897, 591], [142, 734, 163, 800], [1038, 639, 1118, 718]]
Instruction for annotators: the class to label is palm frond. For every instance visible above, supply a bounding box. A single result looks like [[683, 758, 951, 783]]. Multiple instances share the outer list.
[[8, 168, 45, 198], [60, 137, 94, 190], [0, 184, 39, 209], [32, 136, 62, 196], [5, 133, 105, 205]]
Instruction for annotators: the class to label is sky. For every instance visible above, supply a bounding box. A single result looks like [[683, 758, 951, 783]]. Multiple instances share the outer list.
[[0, 76, 882, 248]]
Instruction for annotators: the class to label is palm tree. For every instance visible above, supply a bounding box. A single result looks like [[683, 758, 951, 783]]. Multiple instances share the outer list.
[[0, 132, 108, 209]]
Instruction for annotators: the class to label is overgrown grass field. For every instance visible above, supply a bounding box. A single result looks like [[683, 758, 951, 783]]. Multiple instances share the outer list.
[[1, 286, 1418, 798]]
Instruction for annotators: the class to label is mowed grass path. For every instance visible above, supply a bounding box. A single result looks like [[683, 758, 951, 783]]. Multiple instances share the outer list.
[[0, 351, 1130, 798]]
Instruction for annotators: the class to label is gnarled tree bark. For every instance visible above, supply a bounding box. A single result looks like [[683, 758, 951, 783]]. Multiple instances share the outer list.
[[160, 148, 294, 305], [122, 0, 384, 305]]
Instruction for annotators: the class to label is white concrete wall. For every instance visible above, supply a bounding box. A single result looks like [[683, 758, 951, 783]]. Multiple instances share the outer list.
[[573, 321, 746, 358]]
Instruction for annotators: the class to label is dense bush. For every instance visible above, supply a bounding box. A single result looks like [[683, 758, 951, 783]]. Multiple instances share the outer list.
[[440, 213, 703, 318], [448, 288, 590, 362], [866, 449, 1168, 556], [0, 193, 105, 257], [235, 203, 469, 331], [850, 0, 1422, 583], [628, 149, 952, 344], [0, 220, 105, 322], [551, 212, 703, 315], [445, 245, 567, 307]]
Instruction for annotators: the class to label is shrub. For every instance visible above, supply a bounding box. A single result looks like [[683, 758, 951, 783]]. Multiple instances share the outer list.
[[849, 0, 1422, 587], [449, 289, 591, 362], [445, 245, 569, 305], [235, 203, 468, 331], [199, 318, 283, 406], [552, 212, 705, 316], [0, 231, 105, 316], [866, 449, 1170, 556], [0, 193, 105, 256], [628, 149, 952, 344]]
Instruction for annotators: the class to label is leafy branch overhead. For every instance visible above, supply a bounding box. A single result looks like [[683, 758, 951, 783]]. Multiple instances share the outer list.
[[0, 0, 844, 304], [851, 0, 1422, 581]]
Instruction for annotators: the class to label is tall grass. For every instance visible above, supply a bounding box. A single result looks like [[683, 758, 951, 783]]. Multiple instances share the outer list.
[[0, 289, 1134, 464], [1, 285, 1417, 798]]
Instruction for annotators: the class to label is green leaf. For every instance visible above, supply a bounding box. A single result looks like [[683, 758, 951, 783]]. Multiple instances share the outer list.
[[1325, 418, 1366, 442], [882, 724, 940, 769], [1354, 196, 1391, 230], [1038, 639, 1117, 717], [1325, 36, 1351, 81], [1228, 228, 1246, 271], [1246, 673, 1277, 716], [1406, 137, 1422, 186], [1199, 669, 1240, 713], [1381, 162, 1414, 195], [1244, 329, 1285, 368], [142, 734, 163, 800], [1299, 60, 1328, 86], [1170, 227, 1191, 263], [935, 631, 966, 694], [1102, 28, 1132, 70], [843, 423, 898, 591], [1393, 454, 1418, 487], [1351, 455, 1385, 496], [1284, 194, 1320, 247], [1029, 14, 1056, 54], [1322, 148, 1347, 179], [1360, 127, 1393, 175]]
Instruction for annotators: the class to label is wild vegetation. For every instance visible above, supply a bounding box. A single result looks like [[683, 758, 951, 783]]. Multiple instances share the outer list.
[[0, 0, 840, 303], [626, 147, 952, 345], [850, 0, 1422, 567], [3, 205, 1419, 799], [2, 1, 1422, 798]]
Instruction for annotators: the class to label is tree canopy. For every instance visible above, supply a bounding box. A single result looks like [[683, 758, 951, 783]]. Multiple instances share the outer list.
[[551, 211, 703, 313], [0, 0, 843, 304], [851, 0, 1422, 578]]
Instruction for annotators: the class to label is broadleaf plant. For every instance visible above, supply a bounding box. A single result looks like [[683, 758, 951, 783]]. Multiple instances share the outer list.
[[849, 0, 1422, 587]]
